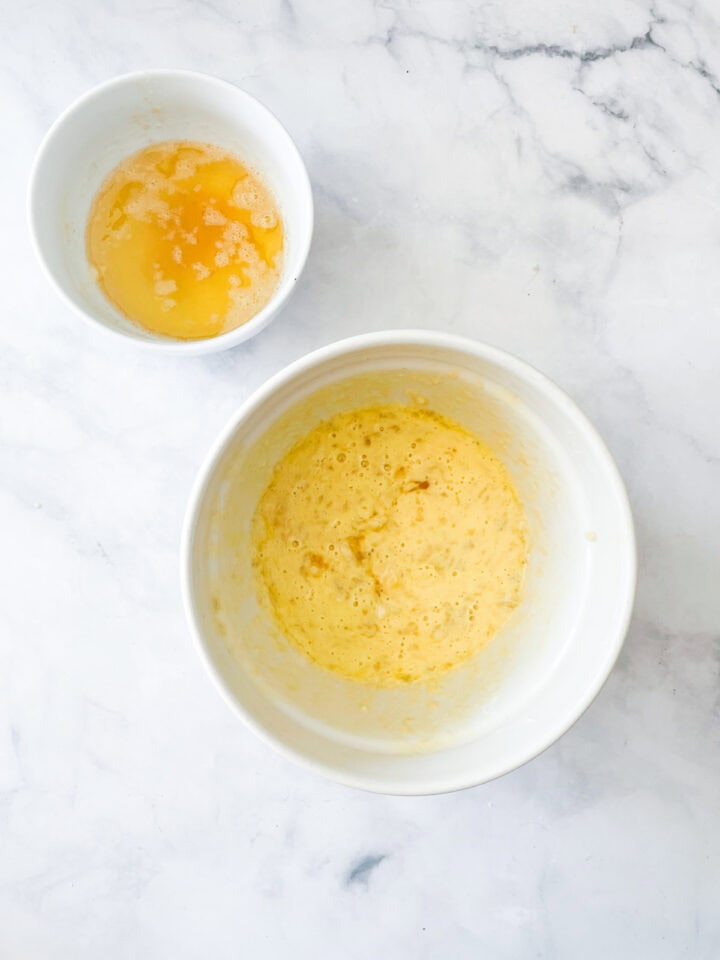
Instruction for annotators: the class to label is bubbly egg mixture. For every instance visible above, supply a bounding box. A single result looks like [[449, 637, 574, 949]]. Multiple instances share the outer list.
[[252, 405, 528, 687], [87, 140, 283, 339]]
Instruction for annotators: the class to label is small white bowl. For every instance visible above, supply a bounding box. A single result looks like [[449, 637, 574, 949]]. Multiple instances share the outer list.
[[182, 331, 636, 795], [28, 70, 313, 355]]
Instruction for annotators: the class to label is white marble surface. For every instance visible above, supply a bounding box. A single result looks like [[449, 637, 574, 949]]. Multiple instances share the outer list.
[[2, 0, 719, 955]]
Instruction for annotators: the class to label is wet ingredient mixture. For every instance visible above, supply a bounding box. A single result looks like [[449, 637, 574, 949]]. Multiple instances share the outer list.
[[87, 140, 283, 339], [252, 405, 528, 687]]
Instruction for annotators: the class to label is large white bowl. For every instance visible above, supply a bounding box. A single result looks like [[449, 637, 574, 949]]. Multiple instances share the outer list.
[[28, 70, 313, 355], [182, 331, 636, 794]]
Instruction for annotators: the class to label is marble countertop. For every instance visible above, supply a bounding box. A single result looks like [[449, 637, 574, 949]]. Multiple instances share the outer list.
[[2, 0, 719, 956]]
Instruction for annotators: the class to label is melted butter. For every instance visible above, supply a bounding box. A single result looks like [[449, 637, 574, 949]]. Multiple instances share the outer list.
[[86, 140, 283, 339], [252, 405, 528, 687]]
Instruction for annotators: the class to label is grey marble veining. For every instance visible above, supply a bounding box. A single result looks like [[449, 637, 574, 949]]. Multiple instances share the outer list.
[[1, 0, 719, 956]]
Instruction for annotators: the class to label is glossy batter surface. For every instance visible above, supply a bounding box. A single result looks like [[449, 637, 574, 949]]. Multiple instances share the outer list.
[[87, 140, 283, 339], [252, 405, 528, 686]]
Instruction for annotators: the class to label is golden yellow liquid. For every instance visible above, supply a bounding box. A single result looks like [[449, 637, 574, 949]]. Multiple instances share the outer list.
[[252, 405, 528, 687], [86, 141, 283, 340]]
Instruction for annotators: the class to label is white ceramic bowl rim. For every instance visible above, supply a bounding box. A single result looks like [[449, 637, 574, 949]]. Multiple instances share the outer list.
[[181, 330, 637, 795], [27, 68, 314, 355]]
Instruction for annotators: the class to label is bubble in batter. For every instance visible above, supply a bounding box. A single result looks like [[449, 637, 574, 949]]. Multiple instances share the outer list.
[[252, 405, 528, 687], [86, 140, 283, 340]]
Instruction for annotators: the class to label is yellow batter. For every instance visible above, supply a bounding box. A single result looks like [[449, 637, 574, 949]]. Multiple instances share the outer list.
[[252, 405, 528, 687]]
